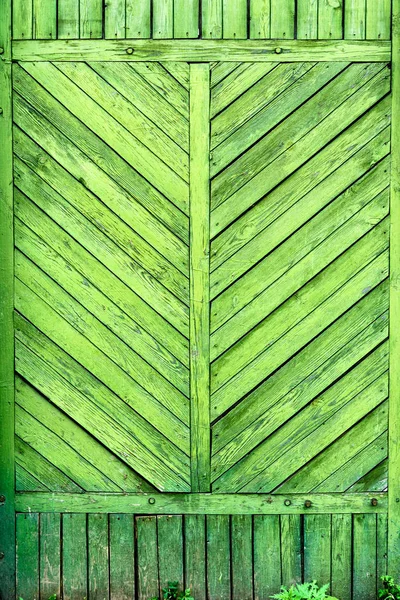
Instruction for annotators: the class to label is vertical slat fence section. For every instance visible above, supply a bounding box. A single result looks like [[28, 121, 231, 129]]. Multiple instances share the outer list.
[[109, 514, 135, 600], [303, 515, 331, 586], [39, 513, 61, 599], [33, 0, 57, 38], [249, 0, 271, 38], [207, 515, 231, 600], [174, 0, 199, 37], [202, 0, 223, 38], [253, 515, 281, 598], [105, 0, 126, 38], [366, 0, 391, 39], [318, 0, 343, 39], [231, 515, 253, 600], [297, 0, 318, 39], [190, 63, 211, 493], [153, 0, 174, 38], [157, 515, 184, 591], [13, 0, 33, 39], [0, 0, 14, 594], [79, 0, 103, 38], [345, 0, 366, 39], [353, 514, 377, 600], [16, 513, 39, 600], [185, 515, 206, 600], [270, 0, 295, 38], [137, 516, 159, 600], [280, 515, 302, 585], [88, 514, 110, 599], [389, 0, 400, 579], [126, 0, 151, 37], [331, 514, 352, 600], [223, 0, 248, 39], [58, 0, 80, 38], [62, 514, 88, 600]]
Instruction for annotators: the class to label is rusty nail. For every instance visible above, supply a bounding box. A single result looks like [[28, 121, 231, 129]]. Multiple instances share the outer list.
[[284, 499, 291, 506], [371, 498, 378, 507], [126, 47, 134, 55], [148, 497, 156, 505], [275, 47, 282, 54], [304, 500, 312, 508], [0, 496, 5, 503]]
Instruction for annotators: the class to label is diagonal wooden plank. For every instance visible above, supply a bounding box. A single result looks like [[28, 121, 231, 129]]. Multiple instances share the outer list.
[[211, 154, 390, 333], [162, 62, 190, 89], [16, 376, 156, 492], [211, 220, 389, 397], [211, 66, 391, 236], [211, 303, 388, 479], [16, 464, 49, 492], [210, 62, 241, 87], [276, 402, 388, 493], [347, 460, 388, 492], [211, 93, 391, 272], [15, 203, 189, 399], [211, 62, 381, 200], [211, 186, 389, 359]]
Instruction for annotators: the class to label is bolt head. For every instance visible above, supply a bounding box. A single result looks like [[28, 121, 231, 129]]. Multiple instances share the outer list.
[[275, 47, 283, 54], [126, 47, 134, 55], [304, 500, 312, 508], [0, 48, 4, 55], [284, 499, 291, 506], [148, 497, 156, 505], [0, 496, 5, 503], [0, 552, 4, 560]]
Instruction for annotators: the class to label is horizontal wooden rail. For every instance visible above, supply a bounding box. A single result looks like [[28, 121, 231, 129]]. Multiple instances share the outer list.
[[14, 492, 388, 514], [11, 39, 391, 62]]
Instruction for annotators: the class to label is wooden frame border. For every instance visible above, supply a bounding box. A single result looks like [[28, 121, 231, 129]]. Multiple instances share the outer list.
[[11, 39, 391, 62], [0, 0, 15, 597], [388, 0, 400, 580], [15, 493, 387, 514]]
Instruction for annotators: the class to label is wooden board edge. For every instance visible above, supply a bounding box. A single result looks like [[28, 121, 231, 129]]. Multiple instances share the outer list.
[[14, 493, 388, 514], [11, 39, 392, 62], [388, 0, 400, 579], [0, 0, 15, 597], [189, 62, 211, 492]]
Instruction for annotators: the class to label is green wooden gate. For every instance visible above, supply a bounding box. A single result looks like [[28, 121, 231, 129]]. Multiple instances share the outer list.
[[1, 1, 399, 599]]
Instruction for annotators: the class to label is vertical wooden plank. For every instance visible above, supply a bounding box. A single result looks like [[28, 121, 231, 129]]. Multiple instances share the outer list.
[[185, 515, 206, 600], [62, 514, 88, 600], [0, 0, 14, 595], [190, 63, 211, 493], [109, 514, 135, 600], [174, 0, 199, 37], [231, 515, 253, 600], [13, 0, 33, 39], [88, 513, 110, 600], [40, 513, 61, 600], [202, 0, 223, 38], [318, 0, 343, 39], [249, 0, 271, 38], [377, 514, 388, 596], [304, 515, 331, 587], [157, 515, 184, 592], [331, 514, 352, 600], [153, 0, 173, 38], [297, 0, 318, 39], [105, 0, 126, 37], [126, 0, 151, 37], [280, 515, 302, 586], [353, 514, 377, 600], [270, 0, 295, 37], [223, 0, 247, 38], [344, 0, 366, 39], [80, 0, 103, 38], [33, 0, 57, 38], [137, 516, 159, 600], [16, 513, 39, 600], [366, 0, 391, 39], [389, 0, 400, 580], [254, 515, 281, 599], [207, 515, 230, 600], [58, 0, 80, 37]]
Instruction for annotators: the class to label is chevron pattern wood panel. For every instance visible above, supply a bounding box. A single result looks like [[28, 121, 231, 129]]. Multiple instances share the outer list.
[[13, 61, 191, 492], [210, 61, 391, 494]]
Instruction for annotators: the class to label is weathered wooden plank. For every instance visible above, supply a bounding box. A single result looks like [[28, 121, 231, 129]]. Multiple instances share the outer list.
[[254, 515, 281, 598], [79, 0, 103, 38], [377, 514, 388, 593], [137, 516, 159, 600], [126, 0, 151, 37], [207, 515, 230, 600], [62, 514, 88, 600], [297, 0, 318, 39], [158, 516, 184, 592], [33, 0, 57, 38], [153, 0, 173, 37], [345, 0, 366, 39], [202, 0, 223, 38], [16, 464, 48, 492], [223, 0, 247, 38], [280, 515, 301, 585], [366, 0, 391, 39], [88, 514, 110, 600], [40, 513, 61, 600], [0, 3, 14, 595], [109, 514, 135, 600], [16, 513, 39, 600], [105, 0, 126, 38], [331, 514, 352, 600], [249, 0, 270, 38], [58, 0, 80, 38], [190, 63, 211, 492], [15, 492, 388, 514], [185, 515, 206, 600], [270, 0, 295, 37], [12, 39, 392, 61], [13, 0, 33, 39], [353, 514, 377, 600], [174, 0, 199, 37], [318, 0, 343, 39], [303, 515, 331, 586], [232, 515, 253, 600], [389, 0, 400, 579]]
